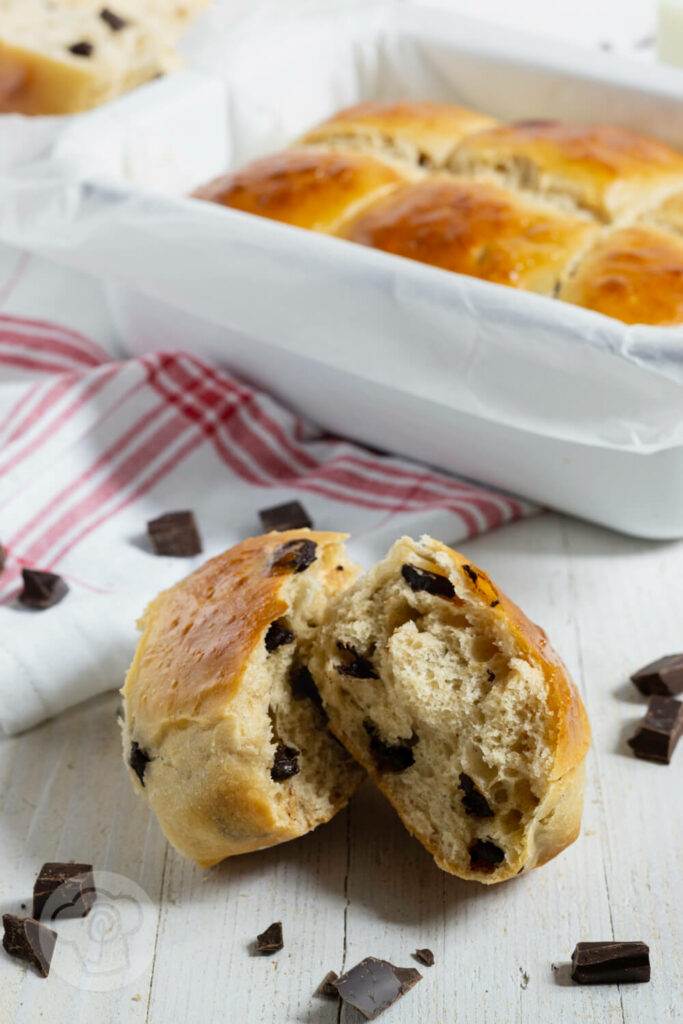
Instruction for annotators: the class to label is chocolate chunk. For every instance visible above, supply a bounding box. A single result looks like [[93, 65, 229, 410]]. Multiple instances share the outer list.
[[458, 773, 494, 818], [2, 915, 56, 978], [469, 839, 505, 872], [631, 654, 683, 697], [100, 7, 128, 30], [147, 510, 202, 557], [401, 563, 455, 599], [256, 921, 283, 954], [336, 565, 345, 571], [264, 620, 294, 653], [333, 957, 422, 1020], [414, 948, 435, 967], [259, 501, 312, 532], [129, 742, 151, 786], [463, 564, 478, 583], [336, 642, 378, 679], [271, 742, 300, 781], [270, 538, 317, 574], [570, 941, 650, 984], [487, 670, 495, 682], [627, 696, 682, 764], [68, 41, 94, 56], [33, 863, 95, 921], [19, 569, 68, 609], [490, 599, 500, 607], [364, 721, 417, 773], [316, 970, 340, 997]]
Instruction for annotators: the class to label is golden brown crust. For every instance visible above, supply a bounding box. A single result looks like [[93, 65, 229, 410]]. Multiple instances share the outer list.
[[559, 225, 683, 326], [192, 148, 407, 234], [299, 100, 498, 168], [341, 179, 597, 296], [451, 120, 683, 221]]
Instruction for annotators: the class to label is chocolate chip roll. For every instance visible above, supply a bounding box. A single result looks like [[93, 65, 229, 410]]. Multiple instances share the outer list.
[[121, 530, 364, 867], [311, 535, 591, 883]]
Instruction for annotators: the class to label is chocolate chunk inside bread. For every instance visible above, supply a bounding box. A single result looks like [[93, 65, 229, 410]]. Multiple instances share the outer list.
[[312, 535, 590, 883], [122, 530, 365, 867]]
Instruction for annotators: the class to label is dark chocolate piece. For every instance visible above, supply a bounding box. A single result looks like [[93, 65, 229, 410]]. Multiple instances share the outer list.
[[129, 742, 151, 786], [270, 538, 317, 574], [458, 773, 494, 818], [100, 7, 128, 30], [271, 743, 300, 781], [2, 915, 56, 978], [259, 501, 312, 532], [147, 510, 202, 557], [336, 642, 378, 680], [490, 599, 500, 607], [68, 41, 94, 56], [627, 697, 682, 764], [469, 839, 505, 872], [570, 941, 650, 984], [462, 564, 478, 584], [414, 948, 435, 967], [336, 565, 345, 571], [364, 721, 417, 773], [264, 621, 294, 653], [631, 654, 683, 697], [316, 970, 339, 997], [487, 670, 495, 683], [33, 863, 95, 921], [19, 569, 68, 610], [333, 957, 422, 1020], [256, 921, 283, 954], [401, 563, 454, 599]]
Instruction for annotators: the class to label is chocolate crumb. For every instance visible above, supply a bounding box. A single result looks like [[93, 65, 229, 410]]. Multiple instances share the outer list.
[[364, 720, 417, 773], [333, 957, 422, 1020], [264, 620, 294, 653], [316, 970, 339, 997], [19, 569, 68, 610], [469, 838, 505, 872], [33, 863, 95, 921], [401, 563, 455, 599], [256, 921, 283, 954], [270, 538, 317, 574], [2, 915, 56, 978], [271, 743, 300, 782], [129, 742, 151, 786], [68, 41, 94, 57], [458, 773, 494, 818], [462, 564, 478, 584], [335, 642, 378, 679], [259, 501, 312, 532], [414, 948, 435, 967], [100, 8, 128, 30]]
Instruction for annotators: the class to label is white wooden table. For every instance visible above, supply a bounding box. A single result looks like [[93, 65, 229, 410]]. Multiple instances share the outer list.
[[0, 510, 680, 1023]]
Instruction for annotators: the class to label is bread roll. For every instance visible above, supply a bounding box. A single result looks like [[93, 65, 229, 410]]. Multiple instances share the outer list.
[[311, 535, 590, 883], [122, 530, 365, 867]]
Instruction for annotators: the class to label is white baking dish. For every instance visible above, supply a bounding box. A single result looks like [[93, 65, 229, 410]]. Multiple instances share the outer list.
[[1, 0, 683, 537]]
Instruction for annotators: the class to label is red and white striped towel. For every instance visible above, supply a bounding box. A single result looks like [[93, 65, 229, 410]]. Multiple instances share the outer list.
[[0, 315, 532, 734]]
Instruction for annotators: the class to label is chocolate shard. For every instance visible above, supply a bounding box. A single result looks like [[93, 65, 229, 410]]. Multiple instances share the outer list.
[[627, 696, 683, 764], [570, 941, 650, 984], [68, 40, 94, 56], [364, 720, 417, 773], [401, 563, 455, 599], [147, 510, 202, 557], [130, 741, 151, 786], [316, 970, 340, 997], [33, 863, 96, 921], [469, 838, 505, 872], [256, 921, 283, 954], [631, 654, 683, 697], [100, 7, 128, 30], [270, 538, 317, 574], [333, 957, 422, 1020], [264, 620, 294, 653], [259, 501, 312, 532], [414, 948, 435, 967], [271, 742, 300, 782], [2, 915, 57, 978], [462, 564, 478, 584], [336, 642, 378, 680], [19, 569, 68, 610], [458, 773, 494, 818]]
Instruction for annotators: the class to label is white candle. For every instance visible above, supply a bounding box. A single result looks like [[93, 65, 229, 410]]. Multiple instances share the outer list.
[[658, 0, 683, 67]]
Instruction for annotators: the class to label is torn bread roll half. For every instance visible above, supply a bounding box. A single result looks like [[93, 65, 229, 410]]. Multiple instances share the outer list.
[[121, 530, 365, 867], [311, 535, 591, 883]]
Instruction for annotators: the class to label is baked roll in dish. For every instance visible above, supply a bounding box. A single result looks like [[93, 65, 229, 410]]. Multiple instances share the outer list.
[[641, 190, 683, 237], [559, 225, 683, 326], [450, 120, 683, 223], [299, 100, 498, 171], [340, 179, 597, 296], [122, 530, 365, 867], [311, 535, 590, 883], [192, 148, 407, 234], [0, 0, 210, 115]]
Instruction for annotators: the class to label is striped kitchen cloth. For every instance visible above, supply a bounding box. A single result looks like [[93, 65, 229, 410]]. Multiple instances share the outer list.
[[0, 315, 533, 734]]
